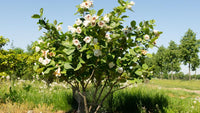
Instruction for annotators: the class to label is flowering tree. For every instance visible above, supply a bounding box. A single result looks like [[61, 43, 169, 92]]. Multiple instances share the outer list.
[[32, 0, 161, 112]]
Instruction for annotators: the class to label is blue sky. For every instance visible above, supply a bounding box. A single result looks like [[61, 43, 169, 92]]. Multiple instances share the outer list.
[[1, 0, 200, 74]]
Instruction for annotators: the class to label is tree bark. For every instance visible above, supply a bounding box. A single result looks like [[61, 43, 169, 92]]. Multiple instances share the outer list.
[[189, 63, 191, 80], [171, 64, 173, 80], [73, 88, 89, 113]]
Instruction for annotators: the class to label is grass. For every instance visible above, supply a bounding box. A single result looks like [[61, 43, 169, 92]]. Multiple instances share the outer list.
[[149, 79, 200, 90], [0, 78, 200, 112]]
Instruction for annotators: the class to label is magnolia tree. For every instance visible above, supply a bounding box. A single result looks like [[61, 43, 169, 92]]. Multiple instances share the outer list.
[[32, 0, 161, 112]]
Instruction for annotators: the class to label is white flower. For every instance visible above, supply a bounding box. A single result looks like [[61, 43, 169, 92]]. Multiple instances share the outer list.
[[75, 19, 82, 25], [39, 57, 43, 63], [130, 1, 135, 6], [41, 50, 49, 58], [130, 66, 133, 69], [94, 49, 102, 57], [76, 27, 82, 34], [103, 15, 110, 23], [118, 57, 121, 59], [56, 25, 62, 31], [77, 44, 82, 49], [80, 0, 93, 9], [68, 26, 76, 33], [153, 30, 159, 36], [109, 62, 115, 68], [42, 72, 44, 75], [91, 22, 96, 27], [73, 39, 80, 46], [98, 21, 105, 28], [144, 34, 150, 40], [126, 5, 132, 9], [35, 46, 40, 52], [84, 14, 92, 21], [38, 39, 43, 44], [141, 50, 147, 55], [93, 38, 98, 45], [136, 26, 141, 32], [83, 20, 91, 27], [42, 58, 51, 65], [91, 15, 98, 22], [34, 63, 37, 65], [105, 34, 111, 42], [54, 67, 61, 77], [117, 67, 123, 73], [6, 76, 10, 80], [84, 36, 92, 43]]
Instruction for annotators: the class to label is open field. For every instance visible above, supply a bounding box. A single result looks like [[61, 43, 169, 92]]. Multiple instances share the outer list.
[[0, 79, 200, 113]]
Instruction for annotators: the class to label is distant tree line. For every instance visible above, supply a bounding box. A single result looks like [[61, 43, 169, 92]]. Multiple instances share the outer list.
[[146, 29, 200, 80]]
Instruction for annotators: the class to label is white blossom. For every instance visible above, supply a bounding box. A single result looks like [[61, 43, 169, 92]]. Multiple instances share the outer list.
[[153, 30, 159, 35], [56, 25, 62, 31], [80, 0, 93, 9], [105, 34, 111, 42], [103, 15, 110, 23], [84, 36, 92, 43], [83, 20, 91, 27], [41, 50, 49, 58], [84, 14, 92, 21], [35, 46, 40, 52], [6, 76, 10, 80], [68, 26, 76, 33], [126, 5, 132, 9], [76, 27, 82, 34], [91, 15, 98, 22], [75, 19, 82, 25], [144, 34, 150, 40], [54, 67, 61, 77], [93, 38, 98, 45], [42, 58, 51, 65], [73, 39, 80, 46], [94, 49, 102, 57], [38, 39, 43, 44], [109, 62, 115, 68], [98, 21, 105, 28], [117, 67, 123, 73], [130, 1, 135, 6]]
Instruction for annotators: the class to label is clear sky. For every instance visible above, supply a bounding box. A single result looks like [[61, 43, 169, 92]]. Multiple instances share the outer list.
[[1, 0, 200, 74]]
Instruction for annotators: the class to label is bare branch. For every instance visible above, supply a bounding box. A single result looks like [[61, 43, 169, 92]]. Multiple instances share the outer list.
[[84, 69, 95, 89]]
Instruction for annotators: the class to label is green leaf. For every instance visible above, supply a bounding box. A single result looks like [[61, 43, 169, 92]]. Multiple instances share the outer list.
[[63, 48, 75, 55], [142, 64, 148, 70], [79, 44, 87, 52], [79, 57, 85, 64], [40, 8, 43, 16], [89, 9, 96, 15], [33, 65, 39, 71], [97, 9, 104, 16], [132, 57, 138, 62], [50, 60, 55, 66], [146, 53, 152, 58], [44, 67, 54, 74], [129, 49, 136, 55], [135, 69, 142, 75], [32, 14, 40, 19], [74, 63, 82, 71], [121, 15, 129, 19], [64, 63, 73, 69], [131, 20, 136, 28], [54, 20, 57, 25]]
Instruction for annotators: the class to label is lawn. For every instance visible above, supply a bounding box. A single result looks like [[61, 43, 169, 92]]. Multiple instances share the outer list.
[[0, 79, 200, 113]]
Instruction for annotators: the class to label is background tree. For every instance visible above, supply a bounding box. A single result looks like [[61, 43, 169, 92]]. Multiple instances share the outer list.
[[154, 46, 167, 79], [165, 40, 181, 80], [0, 36, 9, 50], [179, 29, 199, 80]]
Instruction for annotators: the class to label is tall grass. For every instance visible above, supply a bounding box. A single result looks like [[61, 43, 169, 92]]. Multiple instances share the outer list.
[[1, 79, 200, 112]]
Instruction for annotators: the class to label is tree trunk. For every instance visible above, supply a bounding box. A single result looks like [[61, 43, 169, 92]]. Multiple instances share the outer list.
[[189, 63, 191, 80], [73, 89, 89, 113], [171, 64, 173, 80]]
